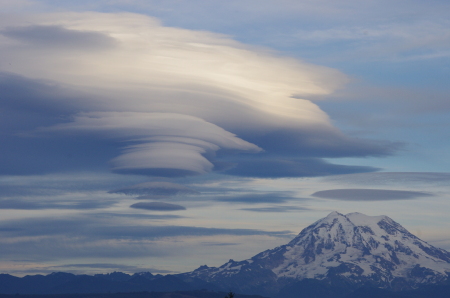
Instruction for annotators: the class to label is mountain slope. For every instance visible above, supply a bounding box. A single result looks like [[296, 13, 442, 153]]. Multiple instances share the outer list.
[[181, 212, 450, 294]]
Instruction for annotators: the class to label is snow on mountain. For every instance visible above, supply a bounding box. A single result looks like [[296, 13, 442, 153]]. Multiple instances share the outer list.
[[182, 212, 450, 293]]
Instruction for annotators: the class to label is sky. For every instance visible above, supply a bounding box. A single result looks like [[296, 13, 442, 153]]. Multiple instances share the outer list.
[[0, 0, 449, 276]]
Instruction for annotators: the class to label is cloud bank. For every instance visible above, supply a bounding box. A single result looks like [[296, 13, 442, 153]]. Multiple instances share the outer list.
[[0, 12, 397, 178]]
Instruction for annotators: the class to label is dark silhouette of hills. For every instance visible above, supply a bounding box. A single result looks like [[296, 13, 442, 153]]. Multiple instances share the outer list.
[[0, 291, 267, 298], [0, 270, 449, 297], [0, 272, 223, 295]]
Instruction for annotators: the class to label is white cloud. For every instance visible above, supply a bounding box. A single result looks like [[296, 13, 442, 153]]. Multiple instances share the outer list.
[[0, 12, 345, 125], [1, 12, 383, 177]]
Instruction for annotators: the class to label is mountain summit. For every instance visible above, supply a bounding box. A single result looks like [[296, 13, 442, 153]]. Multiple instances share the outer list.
[[182, 212, 450, 295]]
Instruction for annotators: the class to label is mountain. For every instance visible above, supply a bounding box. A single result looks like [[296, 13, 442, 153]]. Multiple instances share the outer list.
[[1, 212, 449, 297], [180, 212, 450, 296]]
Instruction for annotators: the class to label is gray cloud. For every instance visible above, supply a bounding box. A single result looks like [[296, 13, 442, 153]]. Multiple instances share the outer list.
[[0, 199, 116, 210], [241, 206, 310, 212], [0, 215, 293, 261], [0, 216, 294, 239], [322, 172, 450, 186], [0, 73, 80, 129], [110, 181, 199, 196], [89, 225, 294, 239], [0, 172, 146, 197], [215, 192, 302, 204], [1, 25, 117, 49], [0, 73, 120, 175], [0, 236, 170, 260], [94, 213, 184, 220], [224, 156, 379, 178], [135, 195, 171, 200], [241, 129, 400, 158], [200, 242, 240, 246], [130, 202, 187, 211], [311, 188, 433, 201]]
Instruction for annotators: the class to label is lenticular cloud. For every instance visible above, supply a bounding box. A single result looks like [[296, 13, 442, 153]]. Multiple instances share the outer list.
[[45, 112, 261, 176], [0, 12, 390, 177]]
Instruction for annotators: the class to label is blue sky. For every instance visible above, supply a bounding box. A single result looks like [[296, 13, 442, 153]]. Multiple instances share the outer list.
[[0, 0, 449, 275]]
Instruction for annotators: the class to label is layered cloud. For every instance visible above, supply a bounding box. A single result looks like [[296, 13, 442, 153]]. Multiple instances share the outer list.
[[44, 112, 261, 176], [0, 12, 396, 178]]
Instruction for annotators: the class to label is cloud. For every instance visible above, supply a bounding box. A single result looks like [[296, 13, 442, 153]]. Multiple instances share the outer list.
[[0, 198, 115, 210], [311, 188, 433, 201], [95, 213, 184, 220], [1, 25, 117, 49], [241, 206, 310, 212], [322, 172, 450, 186], [200, 242, 239, 246], [0, 172, 146, 198], [0, 215, 294, 239], [130, 202, 186, 211], [0, 12, 397, 178], [41, 112, 261, 177], [224, 156, 379, 178], [0, 73, 116, 175], [0, 215, 294, 261], [215, 192, 301, 204], [110, 181, 199, 196]]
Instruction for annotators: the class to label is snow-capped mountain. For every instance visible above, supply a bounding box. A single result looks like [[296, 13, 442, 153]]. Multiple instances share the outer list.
[[181, 212, 450, 295]]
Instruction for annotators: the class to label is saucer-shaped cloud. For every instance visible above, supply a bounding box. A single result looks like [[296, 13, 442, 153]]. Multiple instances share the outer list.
[[110, 181, 199, 196], [130, 202, 187, 211], [45, 112, 261, 176], [311, 189, 433, 201], [0, 12, 397, 178]]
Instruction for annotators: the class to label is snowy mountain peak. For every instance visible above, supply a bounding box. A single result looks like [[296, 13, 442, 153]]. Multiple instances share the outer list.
[[184, 212, 450, 292]]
